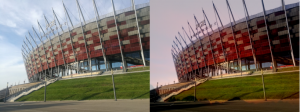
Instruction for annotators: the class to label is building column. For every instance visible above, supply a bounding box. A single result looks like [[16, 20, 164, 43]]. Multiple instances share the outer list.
[[248, 60, 251, 70], [273, 60, 277, 71], [259, 61, 263, 70], [111, 0, 126, 72], [106, 60, 112, 70], [132, 0, 146, 67]]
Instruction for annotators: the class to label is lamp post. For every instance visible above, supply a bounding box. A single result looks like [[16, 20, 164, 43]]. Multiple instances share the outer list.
[[111, 69, 117, 101], [44, 74, 47, 102], [261, 69, 266, 101], [194, 78, 196, 102]]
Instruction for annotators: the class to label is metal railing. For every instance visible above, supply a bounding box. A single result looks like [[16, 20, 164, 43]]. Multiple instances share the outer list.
[[2, 78, 60, 102], [1, 82, 43, 102], [157, 78, 208, 99]]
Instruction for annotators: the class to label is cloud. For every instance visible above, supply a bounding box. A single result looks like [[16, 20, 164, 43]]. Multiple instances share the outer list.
[[0, 37, 27, 89], [5, 20, 17, 28], [0, 0, 64, 35], [14, 28, 27, 36]]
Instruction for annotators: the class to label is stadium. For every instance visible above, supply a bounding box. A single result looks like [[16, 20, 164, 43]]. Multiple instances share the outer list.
[[21, 0, 150, 83], [172, 1, 299, 83]]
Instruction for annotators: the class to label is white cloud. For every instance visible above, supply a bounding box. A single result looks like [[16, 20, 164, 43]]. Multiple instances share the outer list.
[[5, 20, 17, 28], [0, 35, 4, 40], [14, 28, 27, 36], [0, 0, 64, 36], [0, 38, 27, 89]]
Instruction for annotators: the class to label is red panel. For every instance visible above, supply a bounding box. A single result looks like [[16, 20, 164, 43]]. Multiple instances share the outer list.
[[106, 19, 115, 25], [220, 32, 227, 37], [280, 38, 289, 43], [125, 11, 135, 16], [85, 30, 91, 35], [130, 38, 139, 44], [71, 32, 77, 36], [274, 11, 284, 16], [256, 20, 265, 25], [107, 24, 115, 28], [78, 36, 84, 40], [139, 20, 150, 25], [109, 34, 118, 40]]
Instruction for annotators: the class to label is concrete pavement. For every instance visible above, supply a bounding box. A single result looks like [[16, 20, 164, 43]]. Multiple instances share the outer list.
[[210, 70, 299, 80], [0, 99, 150, 112], [60, 70, 150, 81], [150, 99, 299, 112]]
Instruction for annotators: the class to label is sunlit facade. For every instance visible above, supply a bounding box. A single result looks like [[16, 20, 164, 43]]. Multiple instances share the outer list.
[[22, 1, 150, 83], [172, 3, 299, 83]]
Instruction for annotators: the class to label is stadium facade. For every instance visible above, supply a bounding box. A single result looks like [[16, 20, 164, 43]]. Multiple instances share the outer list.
[[22, 0, 150, 83], [172, 1, 299, 83]]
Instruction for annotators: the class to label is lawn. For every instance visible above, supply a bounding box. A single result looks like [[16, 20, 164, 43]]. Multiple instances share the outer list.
[[17, 71, 149, 101], [127, 66, 150, 72], [277, 66, 299, 72], [170, 72, 299, 101]]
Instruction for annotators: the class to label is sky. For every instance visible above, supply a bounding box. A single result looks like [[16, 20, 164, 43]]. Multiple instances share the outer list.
[[150, 0, 298, 89], [0, 0, 149, 90]]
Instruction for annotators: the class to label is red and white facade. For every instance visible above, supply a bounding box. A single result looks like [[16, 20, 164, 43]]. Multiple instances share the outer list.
[[22, 2, 150, 83], [173, 3, 299, 83]]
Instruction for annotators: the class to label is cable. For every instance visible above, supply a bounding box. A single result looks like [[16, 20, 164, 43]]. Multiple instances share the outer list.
[[95, 0, 103, 16], [56, 12, 65, 24], [55, 13, 68, 32], [81, 3, 91, 20], [120, 0, 126, 9], [66, 7, 79, 23]]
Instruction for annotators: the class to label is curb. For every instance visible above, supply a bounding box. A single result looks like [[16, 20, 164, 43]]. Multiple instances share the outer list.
[[168, 99, 299, 103], [210, 70, 299, 80], [60, 70, 150, 80], [14, 99, 150, 103]]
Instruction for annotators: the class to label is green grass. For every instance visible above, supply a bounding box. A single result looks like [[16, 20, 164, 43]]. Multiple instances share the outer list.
[[16, 72, 149, 101], [127, 66, 150, 72], [277, 66, 299, 72], [171, 72, 299, 101]]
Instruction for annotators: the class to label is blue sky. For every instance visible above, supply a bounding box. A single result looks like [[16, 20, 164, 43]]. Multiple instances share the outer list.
[[0, 0, 149, 90], [150, 0, 298, 89]]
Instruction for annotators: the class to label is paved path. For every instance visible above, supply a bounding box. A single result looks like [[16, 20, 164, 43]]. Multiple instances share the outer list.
[[211, 70, 299, 80], [0, 99, 149, 112], [61, 70, 150, 80], [150, 99, 299, 112]]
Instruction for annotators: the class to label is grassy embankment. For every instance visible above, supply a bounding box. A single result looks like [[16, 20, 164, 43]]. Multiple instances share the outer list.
[[169, 71, 299, 101], [277, 66, 299, 72], [17, 71, 149, 101], [127, 66, 150, 72]]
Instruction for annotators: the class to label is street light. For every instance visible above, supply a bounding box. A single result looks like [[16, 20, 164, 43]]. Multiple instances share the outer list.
[[111, 69, 117, 101], [261, 69, 266, 101]]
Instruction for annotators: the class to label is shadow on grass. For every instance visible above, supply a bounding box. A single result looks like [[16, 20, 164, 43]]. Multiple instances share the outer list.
[[62, 94, 76, 100], [79, 88, 118, 100], [282, 92, 299, 99], [17, 95, 38, 101], [213, 94, 226, 100], [228, 88, 267, 101], [131, 91, 149, 99], [182, 96, 197, 101]]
